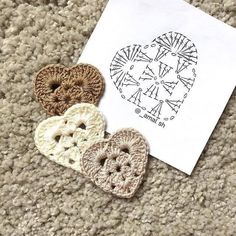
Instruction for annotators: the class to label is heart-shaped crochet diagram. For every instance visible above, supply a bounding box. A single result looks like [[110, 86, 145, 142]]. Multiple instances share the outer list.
[[34, 64, 105, 115], [110, 31, 198, 126], [81, 129, 149, 198], [34, 103, 105, 172]]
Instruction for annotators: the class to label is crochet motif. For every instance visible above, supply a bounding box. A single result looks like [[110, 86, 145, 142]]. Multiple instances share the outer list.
[[34, 64, 105, 115], [81, 129, 149, 198], [34, 103, 106, 173]]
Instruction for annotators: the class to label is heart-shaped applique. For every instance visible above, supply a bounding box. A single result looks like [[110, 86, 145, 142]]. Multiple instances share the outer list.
[[34, 64, 105, 115], [110, 31, 198, 126], [81, 129, 149, 198], [34, 103, 106, 172]]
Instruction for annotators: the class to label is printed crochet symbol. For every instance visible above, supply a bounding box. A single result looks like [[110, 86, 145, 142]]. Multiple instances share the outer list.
[[110, 31, 198, 126], [128, 88, 142, 107], [139, 65, 156, 81], [148, 100, 164, 119], [143, 84, 159, 100]]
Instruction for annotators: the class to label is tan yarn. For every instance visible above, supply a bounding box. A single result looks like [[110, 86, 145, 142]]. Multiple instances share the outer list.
[[81, 129, 149, 198], [34, 64, 105, 115], [34, 103, 106, 173]]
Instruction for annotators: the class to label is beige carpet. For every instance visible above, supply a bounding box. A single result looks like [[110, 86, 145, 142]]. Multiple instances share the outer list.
[[0, 0, 236, 235]]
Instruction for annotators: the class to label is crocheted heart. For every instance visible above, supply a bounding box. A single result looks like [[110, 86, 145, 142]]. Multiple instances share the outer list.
[[34, 64, 105, 115], [34, 103, 105, 173], [110, 31, 198, 125], [81, 129, 149, 198]]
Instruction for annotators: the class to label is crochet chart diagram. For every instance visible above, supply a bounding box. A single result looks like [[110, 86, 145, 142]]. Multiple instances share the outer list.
[[110, 31, 198, 128]]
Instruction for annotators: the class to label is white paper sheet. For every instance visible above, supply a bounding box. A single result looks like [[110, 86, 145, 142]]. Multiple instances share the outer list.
[[79, 0, 236, 174]]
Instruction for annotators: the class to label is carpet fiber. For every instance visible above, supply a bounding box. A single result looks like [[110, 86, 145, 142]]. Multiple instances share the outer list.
[[0, 0, 236, 235]]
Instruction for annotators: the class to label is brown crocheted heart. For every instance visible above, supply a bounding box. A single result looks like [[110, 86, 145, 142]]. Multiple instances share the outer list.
[[81, 129, 149, 198], [34, 64, 105, 115]]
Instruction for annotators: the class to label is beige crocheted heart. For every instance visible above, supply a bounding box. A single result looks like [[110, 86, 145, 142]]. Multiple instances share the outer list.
[[34, 103, 106, 173], [34, 64, 105, 115], [81, 129, 149, 198]]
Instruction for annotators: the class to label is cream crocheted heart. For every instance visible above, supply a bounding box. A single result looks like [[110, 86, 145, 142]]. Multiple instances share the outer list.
[[81, 129, 149, 198], [34, 103, 106, 172]]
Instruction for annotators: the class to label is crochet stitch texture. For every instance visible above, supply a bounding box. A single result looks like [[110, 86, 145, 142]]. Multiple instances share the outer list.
[[34, 64, 105, 115], [34, 103, 106, 173], [81, 129, 149, 198]]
